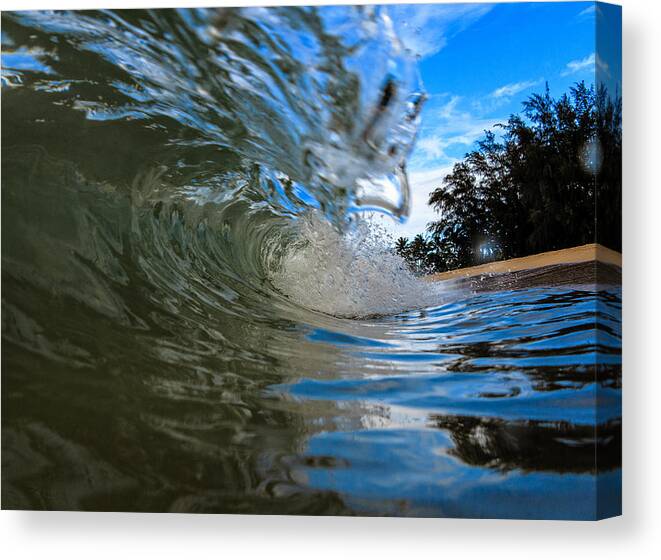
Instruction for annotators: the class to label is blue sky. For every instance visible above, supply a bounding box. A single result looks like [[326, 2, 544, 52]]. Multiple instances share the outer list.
[[387, 1, 621, 238]]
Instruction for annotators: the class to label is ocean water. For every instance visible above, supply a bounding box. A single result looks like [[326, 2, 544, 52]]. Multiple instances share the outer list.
[[1, 7, 621, 518]]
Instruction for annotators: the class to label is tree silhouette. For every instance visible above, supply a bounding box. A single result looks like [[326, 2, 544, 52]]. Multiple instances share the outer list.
[[394, 236, 409, 255], [395, 81, 621, 273]]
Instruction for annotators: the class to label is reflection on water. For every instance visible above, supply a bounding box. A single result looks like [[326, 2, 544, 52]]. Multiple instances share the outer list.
[[269, 288, 622, 519], [3, 267, 621, 518], [1, 7, 620, 519]]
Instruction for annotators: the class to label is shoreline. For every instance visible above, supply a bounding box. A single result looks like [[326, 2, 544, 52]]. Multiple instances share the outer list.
[[426, 243, 622, 290]]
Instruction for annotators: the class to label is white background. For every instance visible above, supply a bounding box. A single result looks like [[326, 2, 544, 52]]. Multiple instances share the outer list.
[[1, 0, 660, 558]]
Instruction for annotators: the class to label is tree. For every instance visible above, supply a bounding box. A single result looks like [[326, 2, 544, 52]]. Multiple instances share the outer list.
[[397, 81, 621, 274], [394, 236, 409, 256]]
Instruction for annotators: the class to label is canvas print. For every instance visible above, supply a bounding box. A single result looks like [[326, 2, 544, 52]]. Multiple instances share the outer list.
[[1, 2, 622, 519]]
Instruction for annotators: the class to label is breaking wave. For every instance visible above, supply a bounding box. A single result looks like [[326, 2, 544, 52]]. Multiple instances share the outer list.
[[2, 6, 431, 320], [1, 6, 620, 518]]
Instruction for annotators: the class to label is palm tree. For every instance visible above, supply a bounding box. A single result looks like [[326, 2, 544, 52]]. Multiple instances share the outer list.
[[394, 237, 409, 255]]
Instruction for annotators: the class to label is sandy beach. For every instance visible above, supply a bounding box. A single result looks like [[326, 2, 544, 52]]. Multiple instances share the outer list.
[[427, 243, 622, 290]]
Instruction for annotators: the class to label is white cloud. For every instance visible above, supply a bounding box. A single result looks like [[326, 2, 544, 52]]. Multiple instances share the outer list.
[[386, 3, 493, 58], [562, 52, 595, 76], [385, 164, 457, 238], [414, 122, 501, 166], [577, 4, 596, 18], [417, 136, 445, 160], [576, 3, 605, 21], [596, 53, 611, 77], [561, 52, 610, 79], [410, 93, 502, 171], [438, 95, 462, 119], [490, 79, 543, 99], [442, 118, 501, 148]]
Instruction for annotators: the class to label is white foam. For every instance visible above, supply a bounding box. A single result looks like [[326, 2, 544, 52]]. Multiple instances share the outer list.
[[270, 214, 445, 318]]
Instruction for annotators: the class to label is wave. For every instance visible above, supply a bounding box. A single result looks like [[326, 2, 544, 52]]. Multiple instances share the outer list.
[[1, 6, 621, 518], [2, 6, 431, 321]]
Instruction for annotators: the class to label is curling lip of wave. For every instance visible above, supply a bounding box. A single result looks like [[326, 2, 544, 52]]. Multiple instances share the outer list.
[[2, 6, 435, 321], [7, 6, 425, 223]]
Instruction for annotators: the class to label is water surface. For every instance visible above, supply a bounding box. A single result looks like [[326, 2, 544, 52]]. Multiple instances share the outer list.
[[1, 7, 621, 518]]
